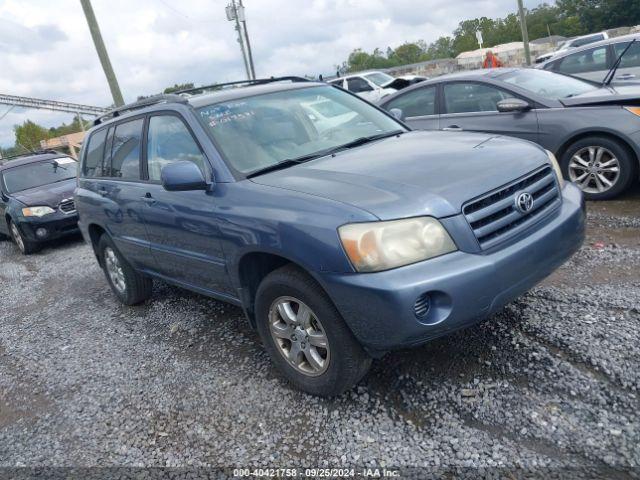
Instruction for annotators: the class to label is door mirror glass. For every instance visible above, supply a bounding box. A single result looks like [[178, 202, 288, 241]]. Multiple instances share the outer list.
[[497, 98, 531, 113], [161, 161, 209, 191], [389, 108, 404, 120]]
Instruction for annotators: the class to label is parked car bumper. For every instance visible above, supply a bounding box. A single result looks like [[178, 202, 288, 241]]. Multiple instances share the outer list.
[[18, 212, 79, 242], [320, 183, 585, 353]]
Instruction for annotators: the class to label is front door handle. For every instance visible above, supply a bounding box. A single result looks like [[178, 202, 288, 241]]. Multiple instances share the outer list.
[[98, 188, 108, 197], [141, 193, 156, 205], [617, 73, 636, 80], [443, 125, 463, 131]]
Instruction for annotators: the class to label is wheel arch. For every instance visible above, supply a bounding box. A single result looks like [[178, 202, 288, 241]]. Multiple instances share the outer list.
[[236, 250, 325, 328], [87, 223, 108, 265]]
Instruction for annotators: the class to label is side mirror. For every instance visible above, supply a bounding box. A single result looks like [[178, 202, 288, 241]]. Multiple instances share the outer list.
[[497, 98, 531, 113], [389, 108, 404, 120], [161, 161, 210, 192]]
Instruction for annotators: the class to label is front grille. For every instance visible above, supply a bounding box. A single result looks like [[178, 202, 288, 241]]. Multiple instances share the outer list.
[[463, 166, 561, 250], [59, 198, 76, 214]]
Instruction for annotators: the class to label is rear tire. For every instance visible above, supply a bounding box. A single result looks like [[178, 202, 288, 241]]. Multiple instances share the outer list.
[[255, 264, 371, 397], [98, 234, 152, 305], [9, 221, 40, 255], [560, 136, 637, 200]]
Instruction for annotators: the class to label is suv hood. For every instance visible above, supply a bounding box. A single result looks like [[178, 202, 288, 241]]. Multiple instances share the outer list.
[[251, 131, 549, 220], [561, 84, 640, 107], [11, 177, 76, 208]]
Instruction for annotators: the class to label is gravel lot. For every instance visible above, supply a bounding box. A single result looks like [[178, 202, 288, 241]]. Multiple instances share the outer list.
[[1, 188, 639, 478]]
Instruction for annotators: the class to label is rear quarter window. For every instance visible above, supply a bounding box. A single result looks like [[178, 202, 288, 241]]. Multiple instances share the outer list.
[[82, 128, 107, 177]]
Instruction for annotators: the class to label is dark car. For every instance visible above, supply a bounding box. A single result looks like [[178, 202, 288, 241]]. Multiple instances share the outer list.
[[75, 78, 584, 396], [379, 68, 640, 200], [0, 152, 79, 254]]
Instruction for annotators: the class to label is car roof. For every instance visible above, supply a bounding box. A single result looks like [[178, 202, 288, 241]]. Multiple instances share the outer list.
[[92, 81, 328, 128], [537, 32, 640, 67], [403, 68, 517, 86], [0, 152, 70, 172]]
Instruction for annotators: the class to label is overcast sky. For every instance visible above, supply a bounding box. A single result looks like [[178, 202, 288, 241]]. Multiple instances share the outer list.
[[0, 0, 541, 147]]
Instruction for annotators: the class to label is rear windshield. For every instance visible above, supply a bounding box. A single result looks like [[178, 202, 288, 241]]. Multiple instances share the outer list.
[[500, 69, 596, 99], [2, 158, 77, 193]]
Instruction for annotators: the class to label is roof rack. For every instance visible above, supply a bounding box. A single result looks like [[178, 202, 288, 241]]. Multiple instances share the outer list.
[[0, 149, 62, 162], [94, 93, 188, 125], [175, 76, 311, 96], [93, 77, 312, 126]]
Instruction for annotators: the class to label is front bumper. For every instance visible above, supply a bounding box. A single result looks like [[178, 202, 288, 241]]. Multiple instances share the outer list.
[[18, 211, 79, 242], [320, 183, 585, 353]]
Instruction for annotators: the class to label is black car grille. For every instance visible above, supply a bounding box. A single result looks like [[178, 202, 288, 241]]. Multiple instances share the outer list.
[[463, 166, 561, 250], [59, 199, 76, 214]]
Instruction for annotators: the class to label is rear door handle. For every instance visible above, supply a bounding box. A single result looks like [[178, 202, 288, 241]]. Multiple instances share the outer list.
[[98, 188, 108, 197], [443, 125, 463, 131]]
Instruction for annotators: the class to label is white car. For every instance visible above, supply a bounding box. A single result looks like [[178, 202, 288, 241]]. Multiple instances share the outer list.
[[535, 31, 609, 64], [328, 71, 398, 102]]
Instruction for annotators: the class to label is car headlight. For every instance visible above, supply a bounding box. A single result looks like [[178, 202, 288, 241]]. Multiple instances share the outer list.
[[339, 217, 457, 272], [545, 150, 565, 189], [22, 206, 55, 217]]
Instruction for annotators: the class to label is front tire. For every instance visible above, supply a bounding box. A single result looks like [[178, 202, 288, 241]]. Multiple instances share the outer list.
[[98, 234, 152, 305], [560, 136, 637, 200], [9, 221, 40, 255], [255, 265, 371, 397]]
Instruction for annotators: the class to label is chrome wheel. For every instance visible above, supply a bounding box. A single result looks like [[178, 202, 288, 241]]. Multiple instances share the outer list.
[[104, 247, 126, 294], [10, 223, 25, 253], [269, 296, 330, 377], [568, 146, 620, 194]]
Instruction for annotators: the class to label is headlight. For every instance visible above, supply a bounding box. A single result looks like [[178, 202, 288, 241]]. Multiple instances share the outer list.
[[545, 150, 565, 189], [339, 217, 457, 272], [22, 206, 55, 217]]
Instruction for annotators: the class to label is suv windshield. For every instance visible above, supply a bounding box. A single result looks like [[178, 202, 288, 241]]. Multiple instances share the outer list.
[[364, 72, 394, 86], [197, 85, 403, 175], [500, 69, 596, 99], [2, 158, 77, 193]]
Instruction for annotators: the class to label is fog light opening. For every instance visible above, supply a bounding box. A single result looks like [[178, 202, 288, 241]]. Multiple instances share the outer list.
[[414, 293, 431, 318], [35, 228, 48, 239]]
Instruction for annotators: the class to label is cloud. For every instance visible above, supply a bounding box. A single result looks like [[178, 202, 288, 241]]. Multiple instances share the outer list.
[[0, 0, 541, 147]]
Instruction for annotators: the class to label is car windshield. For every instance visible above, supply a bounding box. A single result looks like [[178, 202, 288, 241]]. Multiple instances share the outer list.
[[2, 158, 77, 193], [197, 85, 403, 175], [364, 72, 394, 86], [500, 69, 596, 99]]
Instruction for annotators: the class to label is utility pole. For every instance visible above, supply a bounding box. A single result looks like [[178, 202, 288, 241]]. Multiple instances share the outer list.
[[226, 0, 251, 79], [238, 0, 256, 79], [79, 0, 125, 106], [517, 0, 532, 66]]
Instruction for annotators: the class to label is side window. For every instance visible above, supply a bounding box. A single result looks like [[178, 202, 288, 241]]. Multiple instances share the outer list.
[[385, 86, 436, 118], [147, 115, 207, 182], [443, 83, 509, 114], [82, 128, 107, 177], [347, 77, 373, 93], [557, 47, 607, 74], [572, 34, 604, 48], [108, 119, 143, 179], [613, 41, 640, 68]]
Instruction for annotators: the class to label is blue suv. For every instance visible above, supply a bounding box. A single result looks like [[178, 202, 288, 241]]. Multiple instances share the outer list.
[[75, 77, 585, 396]]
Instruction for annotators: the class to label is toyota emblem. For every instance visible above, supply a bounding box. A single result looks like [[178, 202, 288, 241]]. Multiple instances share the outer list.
[[515, 192, 534, 214]]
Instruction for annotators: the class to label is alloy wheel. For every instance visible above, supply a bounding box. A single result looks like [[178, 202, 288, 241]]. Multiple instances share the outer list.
[[568, 146, 620, 194], [268, 296, 330, 377], [104, 247, 127, 294]]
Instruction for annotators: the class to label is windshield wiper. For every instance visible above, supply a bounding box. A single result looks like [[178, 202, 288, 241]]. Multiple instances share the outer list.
[[603, 39, 636, 87], [330, 130, 405, 152], [246, 130, 405, 178], [246, 153, 324, 178]]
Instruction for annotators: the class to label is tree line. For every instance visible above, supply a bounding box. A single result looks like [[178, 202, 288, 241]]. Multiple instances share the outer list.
[[341, 0, 640, 72]]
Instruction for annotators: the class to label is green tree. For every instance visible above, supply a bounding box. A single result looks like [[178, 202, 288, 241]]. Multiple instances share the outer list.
[[14, 120, 50, 152], [164, 83, 195, 94], [388, 42, 428, 65]]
